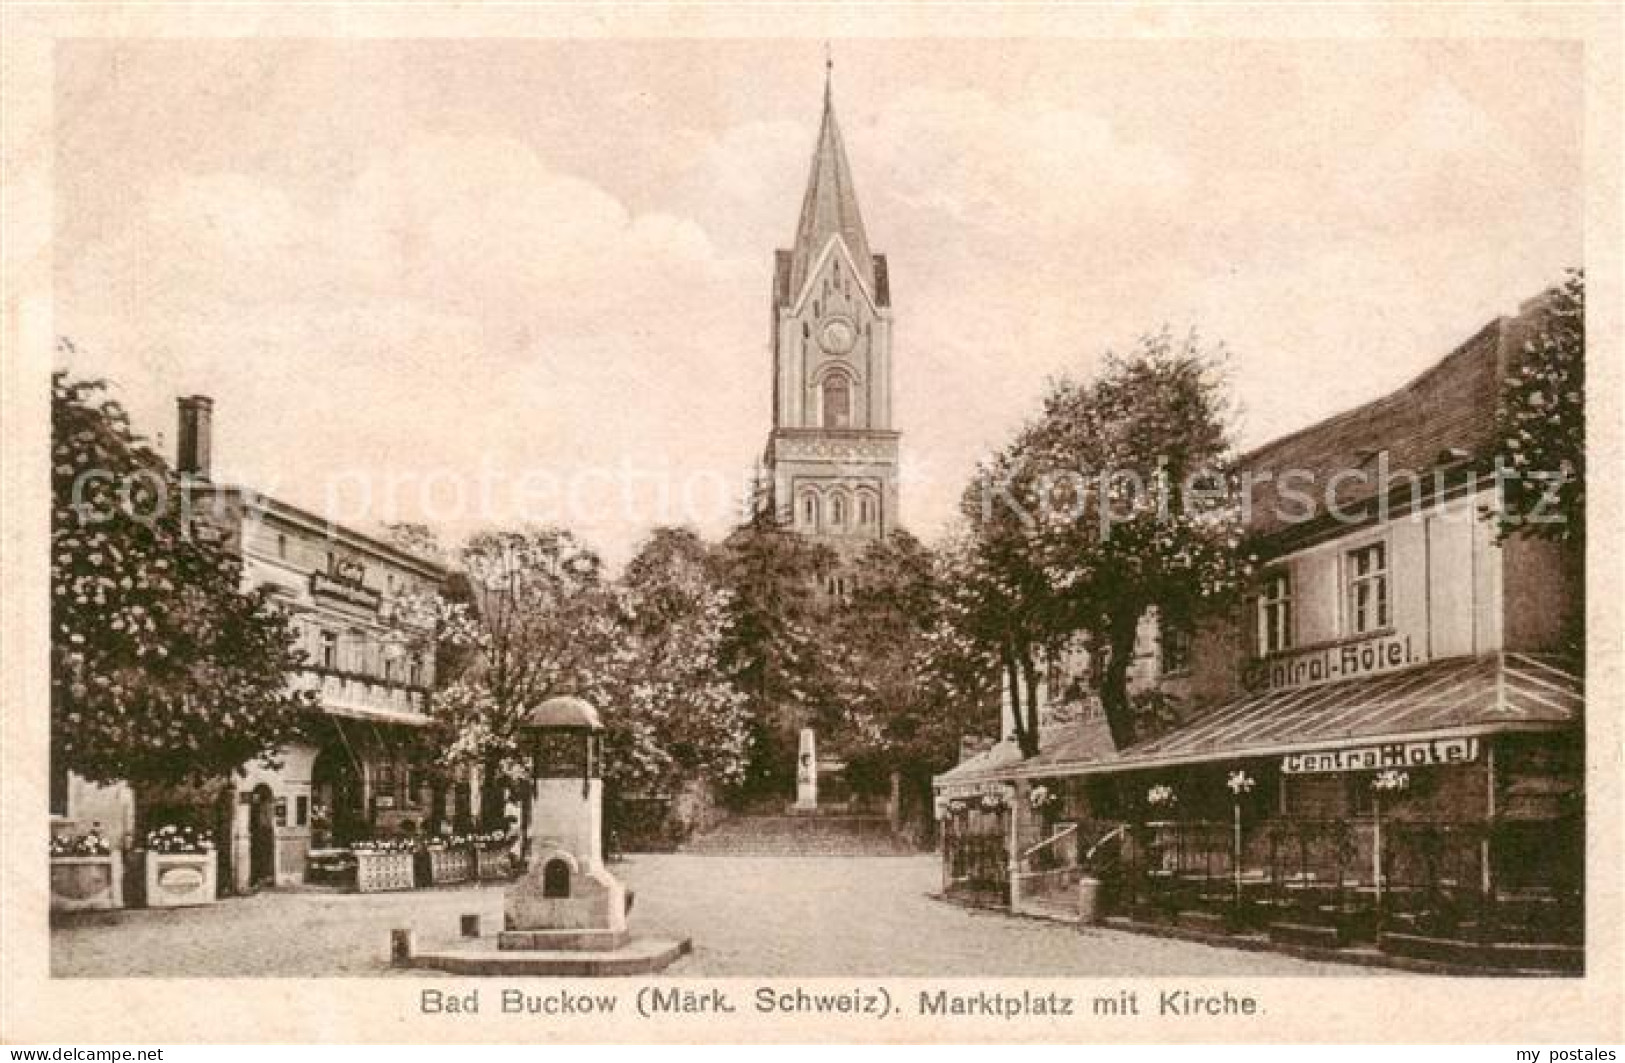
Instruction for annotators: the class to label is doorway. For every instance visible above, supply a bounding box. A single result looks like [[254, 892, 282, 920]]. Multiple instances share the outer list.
[[249, 784, 276, 887]]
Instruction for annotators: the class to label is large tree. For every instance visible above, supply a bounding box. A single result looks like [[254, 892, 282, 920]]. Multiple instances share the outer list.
[[827, 531, 1001, 800], [710, 510, 838, 800], [959, 330, 1248, 752], [51, 366, 313, 789], [592, 528, 751, 799], [413, 526, 614, 826]]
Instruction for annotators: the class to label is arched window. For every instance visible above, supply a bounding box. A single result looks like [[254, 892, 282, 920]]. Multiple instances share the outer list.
[[801, 492, 818, 529], [829, 493, 846, 526], [859, 494, 876, 526], [822, 375, 851, 428]]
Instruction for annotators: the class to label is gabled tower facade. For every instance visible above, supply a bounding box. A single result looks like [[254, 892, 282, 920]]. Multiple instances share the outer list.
[[762, 68, 900, 566]]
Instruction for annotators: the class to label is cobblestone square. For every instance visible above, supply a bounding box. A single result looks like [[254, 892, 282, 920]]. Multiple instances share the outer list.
[[52, 855, 1382, 978]]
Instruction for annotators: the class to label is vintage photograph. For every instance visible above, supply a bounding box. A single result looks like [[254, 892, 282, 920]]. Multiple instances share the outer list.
[[21, 22, 1600, 1004]]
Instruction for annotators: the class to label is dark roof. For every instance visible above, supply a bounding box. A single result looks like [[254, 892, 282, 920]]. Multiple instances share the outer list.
[[1240, 317, 1511, 540]]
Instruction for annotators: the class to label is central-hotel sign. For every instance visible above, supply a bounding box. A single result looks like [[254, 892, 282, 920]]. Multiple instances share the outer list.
[[1257, 632, 1422, 691], [1282, 736, 1480, 774]]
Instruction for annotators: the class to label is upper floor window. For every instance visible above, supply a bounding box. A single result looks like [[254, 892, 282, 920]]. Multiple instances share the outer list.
[[1346, 541, 1390, 634], [801, 492, 818, 529], [319, 629, 338, 670], [829, 493, 847, 527], [822, 375, 852, 428], [409, 654, 425, 689], [1160, 619, 1193, 675], [858, 494, 876, 526], [1257, 571, 1294, 656]]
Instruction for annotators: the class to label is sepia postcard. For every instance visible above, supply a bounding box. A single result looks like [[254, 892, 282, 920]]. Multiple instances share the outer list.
[[2, 1, 1621, 1046]]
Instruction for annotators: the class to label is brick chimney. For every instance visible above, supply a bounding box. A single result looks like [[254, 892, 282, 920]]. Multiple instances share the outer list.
[[176, 395, 213, 480]]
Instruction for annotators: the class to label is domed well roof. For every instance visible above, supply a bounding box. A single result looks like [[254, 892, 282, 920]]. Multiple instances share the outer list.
[[525, 696, 603, 730]]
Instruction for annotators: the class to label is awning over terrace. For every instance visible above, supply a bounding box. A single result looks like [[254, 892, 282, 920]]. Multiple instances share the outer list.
[[934, 653, 1582, 788]]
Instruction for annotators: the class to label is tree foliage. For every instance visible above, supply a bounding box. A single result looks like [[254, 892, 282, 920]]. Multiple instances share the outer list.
[[826, 531, 1001, 789], [412, 526, 613, 823], [951, 330, 1248, 753], [1494, 268, 1584, 545], [711, 510, 838, 799], [51, 366, 313, 787], [591, 527, 751, 796]]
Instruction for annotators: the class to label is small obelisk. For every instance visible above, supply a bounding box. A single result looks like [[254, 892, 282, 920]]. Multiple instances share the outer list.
[[795, 727, 818, 811]]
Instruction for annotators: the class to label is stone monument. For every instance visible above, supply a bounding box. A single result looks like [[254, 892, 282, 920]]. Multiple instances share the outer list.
[[794, 727, 818, 811], [501, 695, 626, 950], [405, 696, 688, 975]]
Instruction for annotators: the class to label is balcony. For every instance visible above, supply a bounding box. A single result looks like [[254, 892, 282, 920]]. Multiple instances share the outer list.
[[295, 667, 429, 724]]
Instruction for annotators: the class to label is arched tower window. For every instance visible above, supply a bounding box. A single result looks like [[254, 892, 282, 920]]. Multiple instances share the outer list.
[[822, 375, 851, 428]]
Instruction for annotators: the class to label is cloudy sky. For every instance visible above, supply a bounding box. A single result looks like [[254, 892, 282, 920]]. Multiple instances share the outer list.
[[54, 38, 1581, 566]]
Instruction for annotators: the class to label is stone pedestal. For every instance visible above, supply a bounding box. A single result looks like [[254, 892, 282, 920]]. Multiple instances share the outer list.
[[795, 727, 818, 811], [409, 696, 687, 977]]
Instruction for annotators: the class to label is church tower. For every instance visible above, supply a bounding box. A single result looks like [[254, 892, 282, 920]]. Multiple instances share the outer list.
[[761, 64, 900, 570]]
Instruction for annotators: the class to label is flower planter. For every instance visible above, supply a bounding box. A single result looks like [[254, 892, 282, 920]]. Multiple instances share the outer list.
[[141, 848, 217, 908], [50, 854, 123, 912], [354, 850, 417, 892], [423, 846, 474, 886], [473, 846, 511, 882]]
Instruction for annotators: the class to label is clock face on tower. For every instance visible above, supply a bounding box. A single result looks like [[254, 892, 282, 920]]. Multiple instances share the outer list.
[[819, 317, 856, 355]]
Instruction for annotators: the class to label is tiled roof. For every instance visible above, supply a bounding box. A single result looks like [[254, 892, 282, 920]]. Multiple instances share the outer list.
[[935, 654, 1580, 785], [934, 736, 1029, 788], [1240, 318, 1510, 539]]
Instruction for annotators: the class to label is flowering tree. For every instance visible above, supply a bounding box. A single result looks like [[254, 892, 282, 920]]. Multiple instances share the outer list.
[[51, 367, 313, 788], [410, 526, 615, 826], [963, 330, 1248, 752], [592, 528, 751, 798], [1494, 268, 1584, 545]]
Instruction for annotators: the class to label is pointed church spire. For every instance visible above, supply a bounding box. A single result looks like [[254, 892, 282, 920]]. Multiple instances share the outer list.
[[789, 51, 875, 301]]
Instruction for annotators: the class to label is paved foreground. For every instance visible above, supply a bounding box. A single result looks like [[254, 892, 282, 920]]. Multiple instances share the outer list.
[[52, 855, 1378, 977]]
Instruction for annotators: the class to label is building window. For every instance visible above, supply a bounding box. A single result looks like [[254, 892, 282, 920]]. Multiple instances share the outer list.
[[1257, 571, 1293, 656], [1346, 541, 1390, 634], [1160, 619, 1193, 676], [801, 492, 818, 529], [859, 494, 876, 526], [829, 493, 846, 527], [276, 533, 288, 560], [822, 375, 851, 428], [320, 629, 338, 670], [409, 654, 424, 689]]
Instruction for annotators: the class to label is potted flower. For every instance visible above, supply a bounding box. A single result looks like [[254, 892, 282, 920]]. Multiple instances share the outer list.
[[49, 827, 122, 912], [351, 836, 418, 892], [139, 824, 217, 908], [1146, 784, 1178, 816]]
